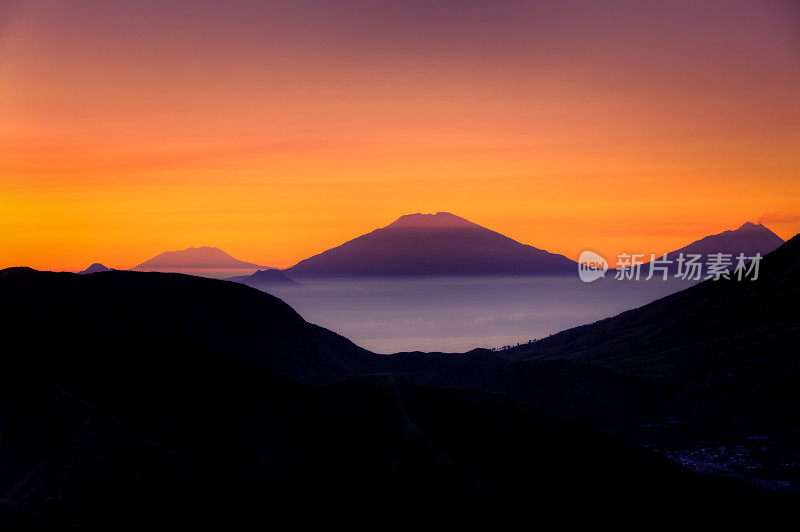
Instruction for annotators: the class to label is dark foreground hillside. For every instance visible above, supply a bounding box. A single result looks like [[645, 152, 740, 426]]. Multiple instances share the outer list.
[[0, 268, 662, 431], [0, 268, 788, 527], [502, 233, 800, 382], [503, 234, 800, 488], [1, 267, 371, 385]]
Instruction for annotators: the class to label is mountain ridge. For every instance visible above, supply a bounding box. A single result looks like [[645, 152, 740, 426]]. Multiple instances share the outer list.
[[132, 246, 267, 272], [226, 268, 301, 288], [504, 231, 799, 379], [0, 267, 785, 526], [664, 221, 784, 259], [286, 212, 576, 277], [501, 232, 800, 487]]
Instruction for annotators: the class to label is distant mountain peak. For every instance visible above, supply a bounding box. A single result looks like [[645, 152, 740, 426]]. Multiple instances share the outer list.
[[133, 246, 266, 271], [78, 263, 112, 274], [663, 221, 784, 260], [715, 220, 782, 240], [228, 268, 301, 287], [287, 211, 575, 276], [385, 212, 480, 229], [734, 221, 773, 233], [737, 221, 760, 230], [248, 268, 300, 284]]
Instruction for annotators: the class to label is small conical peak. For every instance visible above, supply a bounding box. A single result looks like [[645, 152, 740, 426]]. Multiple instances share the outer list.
[[245, 268, 301, 285], [78, 263, 112, 274], [385, 212, 480, 229]]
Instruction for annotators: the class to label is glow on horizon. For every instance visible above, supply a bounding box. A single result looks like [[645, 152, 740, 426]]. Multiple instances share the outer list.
[[1, 0, 799, 270]]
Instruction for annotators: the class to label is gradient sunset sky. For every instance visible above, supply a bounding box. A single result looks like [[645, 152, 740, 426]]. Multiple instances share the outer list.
[[1, 0, 799, 270]]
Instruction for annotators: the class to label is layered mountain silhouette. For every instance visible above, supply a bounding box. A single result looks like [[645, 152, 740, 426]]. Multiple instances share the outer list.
[[286, 212, 576, 276], [132, 246, 266, 272], [608, 222, 784, 277], [0, 268, 368, 385], [503, 233, 800, 486], [632, 221, 785, 274], [226, 268, 300, 288], [503, 232, 798, 380], [0, 267, 783, 526], [78, 262, 112, 274], [668, 221, 784, 258], [0, 267, 653, 428]]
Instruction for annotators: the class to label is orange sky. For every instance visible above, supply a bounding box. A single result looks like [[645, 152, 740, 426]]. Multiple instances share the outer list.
[[1, 0, 799, 270]]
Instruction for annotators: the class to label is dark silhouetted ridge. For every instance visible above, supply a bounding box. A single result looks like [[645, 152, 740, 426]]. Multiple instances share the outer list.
[[0, 268, 367, 385], [0, 267, 784, 526], [503, 233, 799, 381], [501, 234, 800, 488]]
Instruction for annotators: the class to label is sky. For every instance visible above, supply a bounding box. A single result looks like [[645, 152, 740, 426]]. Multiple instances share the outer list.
[[1, 0, 799, 270]]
